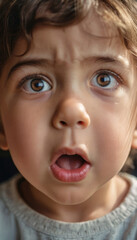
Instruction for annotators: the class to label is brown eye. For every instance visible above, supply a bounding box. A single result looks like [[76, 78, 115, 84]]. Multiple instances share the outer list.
[[97, 74, 111, 87], [22, 77, 51, 93], [31, 79, 45, 92], [91, 71, 118, 90]]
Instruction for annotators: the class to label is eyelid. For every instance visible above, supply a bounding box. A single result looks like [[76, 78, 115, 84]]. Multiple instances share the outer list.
[[87, 69, 125, 97], [93, 69, 124, 84], [17, 73, 53, 89], [89, 69, 124, 90]]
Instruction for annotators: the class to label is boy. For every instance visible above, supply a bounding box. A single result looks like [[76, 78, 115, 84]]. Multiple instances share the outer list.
[[0, 0, 137, 239]]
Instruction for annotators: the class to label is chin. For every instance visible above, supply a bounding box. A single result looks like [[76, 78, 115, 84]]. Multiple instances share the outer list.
[[48, 187, 93, 206]]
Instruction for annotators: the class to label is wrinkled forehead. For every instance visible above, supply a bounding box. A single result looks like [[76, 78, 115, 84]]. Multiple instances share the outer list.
[[32, 5, 123, 58], [14, 6, 127, 60], [7, 4, 131, 70]]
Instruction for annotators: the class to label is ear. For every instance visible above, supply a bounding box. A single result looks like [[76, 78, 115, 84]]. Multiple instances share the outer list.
[[0, 133, 8, 151], [0, 120, 8, 151], [131, 129, 137, 149]]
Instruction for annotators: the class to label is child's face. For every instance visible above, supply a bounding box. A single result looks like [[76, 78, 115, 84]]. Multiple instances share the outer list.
[[0, 8, 137, 206]]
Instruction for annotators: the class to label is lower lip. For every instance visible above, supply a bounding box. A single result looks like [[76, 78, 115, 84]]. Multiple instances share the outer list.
[[50, 163, 91, 182]]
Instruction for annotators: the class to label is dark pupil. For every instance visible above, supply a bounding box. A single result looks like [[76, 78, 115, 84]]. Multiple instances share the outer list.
[[98, 74, 110, 87], [31, 79, 44, 91]]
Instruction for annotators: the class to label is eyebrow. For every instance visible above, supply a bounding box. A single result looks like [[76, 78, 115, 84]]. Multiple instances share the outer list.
[[7, 59, 54, 79], [95, 56, 117, 63], [83, 56, 129, 71], [84, 56, 124, 66], [7, 55, 128, 79]]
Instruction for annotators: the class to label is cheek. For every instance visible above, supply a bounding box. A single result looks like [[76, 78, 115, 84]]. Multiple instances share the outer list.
[[1, 100, 51, 169], [95, 117, 131, 154], [90, 99, 136, 174]]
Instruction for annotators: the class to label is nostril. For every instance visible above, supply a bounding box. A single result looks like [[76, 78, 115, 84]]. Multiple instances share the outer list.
[[60, 121, 67, 126], [59, 120, 86, 127], [77, 121, 84, 125]]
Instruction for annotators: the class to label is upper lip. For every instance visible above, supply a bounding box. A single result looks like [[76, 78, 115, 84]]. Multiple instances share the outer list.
[[51, 146, 91, 165]]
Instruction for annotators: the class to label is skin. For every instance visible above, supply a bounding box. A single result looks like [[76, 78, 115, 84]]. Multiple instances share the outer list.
[[0, 8, 137, 222]]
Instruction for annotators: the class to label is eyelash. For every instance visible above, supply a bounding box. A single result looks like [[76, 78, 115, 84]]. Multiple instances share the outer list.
[[17, 74, 52, 93], [16, 69, 123, 96], [89, 69, 123, 90]]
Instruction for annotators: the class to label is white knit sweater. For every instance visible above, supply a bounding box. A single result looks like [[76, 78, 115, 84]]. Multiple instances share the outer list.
[[0, 173, 137, 240]]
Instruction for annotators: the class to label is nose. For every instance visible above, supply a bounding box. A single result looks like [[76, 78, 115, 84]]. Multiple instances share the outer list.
[[52, 98, 90, 129]]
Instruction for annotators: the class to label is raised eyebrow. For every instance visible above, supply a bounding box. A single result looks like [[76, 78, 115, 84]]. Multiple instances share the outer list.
[[83, 56, 120, 65], [7, 56, 128, 80], [95, 56, 130, 69], [95, 56, 117, 63], [82, 56, 131, 72], [7, 59, 54, 79]]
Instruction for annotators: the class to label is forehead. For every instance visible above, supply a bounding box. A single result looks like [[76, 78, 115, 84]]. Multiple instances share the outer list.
[[4, 6, 132, 73], [14, 7, 128, 61]]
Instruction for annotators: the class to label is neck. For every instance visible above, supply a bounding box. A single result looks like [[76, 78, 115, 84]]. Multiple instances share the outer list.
[[20, 175, 129, 222]]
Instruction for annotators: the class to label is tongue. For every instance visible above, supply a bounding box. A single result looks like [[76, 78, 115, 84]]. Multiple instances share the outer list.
[[56, 154, 84, 170]]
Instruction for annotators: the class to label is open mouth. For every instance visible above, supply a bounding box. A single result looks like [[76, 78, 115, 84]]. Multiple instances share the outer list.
[[56, 154, 85, 170], [50, 152, 91, 182]]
